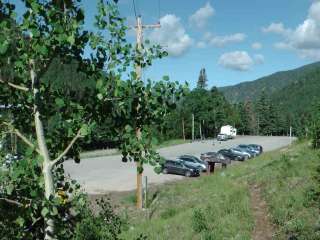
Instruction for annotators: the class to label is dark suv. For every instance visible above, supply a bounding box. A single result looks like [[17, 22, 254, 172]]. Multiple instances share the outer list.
[[200, 152, 231, 164], [162, 160, 200, 177], [217, 149, 245, 161]]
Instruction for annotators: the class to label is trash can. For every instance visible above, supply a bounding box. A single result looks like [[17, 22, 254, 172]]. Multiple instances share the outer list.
[[206, 161, 215, 174]]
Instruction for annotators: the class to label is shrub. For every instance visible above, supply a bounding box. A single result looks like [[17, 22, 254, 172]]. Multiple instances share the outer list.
[[73, 199, 122, 240], [191, 208, 208, 233], [0, 154, 123, 240]]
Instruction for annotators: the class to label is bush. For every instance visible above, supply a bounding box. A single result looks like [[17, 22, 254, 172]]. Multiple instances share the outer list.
[[310, 101, 320, 149], [73, 199, 122, 240], [191, 208, 208, 233], [0, 154, 123, 240]]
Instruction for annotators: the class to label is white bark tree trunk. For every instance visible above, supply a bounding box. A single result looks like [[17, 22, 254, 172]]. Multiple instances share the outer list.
[[30, 60, 55, 240], [35, 111, 55, 239]]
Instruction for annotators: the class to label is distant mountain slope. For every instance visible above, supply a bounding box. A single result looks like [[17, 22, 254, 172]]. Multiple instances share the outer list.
[[271, 68, 320, 117], [219, 62, 320, 103]]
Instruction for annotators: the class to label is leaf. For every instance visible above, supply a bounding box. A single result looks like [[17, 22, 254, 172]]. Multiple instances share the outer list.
[[125, 124, 133, 132], [15, 217, 25, 227], [163, 75, 169, 81], [51, 206, 58, 216], [154, 165, 162, 174], [67, 35, 75, 45], [97, 93, 103, 100], [55, 98, 65, 108], [41, 207, 49, 217], [96, 79, 104, 89], [6, 184, 14, 195], [80, 124, 89, 136], [0, 40, 9, 54]]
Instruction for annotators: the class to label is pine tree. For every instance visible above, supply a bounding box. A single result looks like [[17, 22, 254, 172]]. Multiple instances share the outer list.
[[311, 101, 320, 148], [197, 68, 208, 89], [236, 102, 251, 135], [256, 91, 271, 135]]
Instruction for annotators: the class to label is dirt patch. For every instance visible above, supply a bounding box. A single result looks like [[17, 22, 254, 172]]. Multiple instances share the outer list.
[[250, 184, 275, 240]]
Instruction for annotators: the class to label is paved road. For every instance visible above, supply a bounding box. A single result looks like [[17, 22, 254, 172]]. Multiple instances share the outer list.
[[64, 136, 293, 194]]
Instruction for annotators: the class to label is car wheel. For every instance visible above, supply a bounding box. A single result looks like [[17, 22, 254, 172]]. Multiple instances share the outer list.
[[163, 168, 168, 174], [185, 171, 191, 177]]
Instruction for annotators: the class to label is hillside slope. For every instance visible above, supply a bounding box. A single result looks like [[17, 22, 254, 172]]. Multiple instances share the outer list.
[[120, 142, 320, 240], [271, 69, 320, 118], [219, 62, 320, 103]]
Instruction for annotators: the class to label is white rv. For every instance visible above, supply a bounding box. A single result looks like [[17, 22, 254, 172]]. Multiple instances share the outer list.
[[220, 125, 237, 139]]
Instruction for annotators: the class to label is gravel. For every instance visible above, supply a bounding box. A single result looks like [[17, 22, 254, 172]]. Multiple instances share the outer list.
[[64, 136, 294, 194]]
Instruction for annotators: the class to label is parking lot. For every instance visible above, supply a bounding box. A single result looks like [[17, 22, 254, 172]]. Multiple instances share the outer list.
[[64, 136, 294, 194]]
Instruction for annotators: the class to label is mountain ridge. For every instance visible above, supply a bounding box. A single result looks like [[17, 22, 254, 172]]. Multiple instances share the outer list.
[[219, 61, 320, 103]]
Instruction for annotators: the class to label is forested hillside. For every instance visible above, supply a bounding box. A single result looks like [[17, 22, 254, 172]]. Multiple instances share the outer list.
[[220, 62, 320, 103], [271, 68, 320, 123], [218, 62, 320, 137]]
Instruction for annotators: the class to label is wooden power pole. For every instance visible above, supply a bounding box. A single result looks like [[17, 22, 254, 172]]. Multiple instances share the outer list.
[[134, 15, 160, 209], [192, 114, 195, 141]]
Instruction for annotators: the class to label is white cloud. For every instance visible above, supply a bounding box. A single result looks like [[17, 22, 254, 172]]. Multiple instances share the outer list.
[[253, 54, 265, 64], [196, 41, 206, 48], [189, 2, 215, 28], [218, 51, 254, 71], [263, 2, 320, 60], [262, 22, 288, 35], [200, 32, 246, 48], [148, 14, 193, 57], [209, 33, 246, 47], [274, 42, 293, 50], [252, 42, 262, 50]]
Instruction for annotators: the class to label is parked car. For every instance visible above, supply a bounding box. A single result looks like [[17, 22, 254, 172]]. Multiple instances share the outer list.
[[162, 160, 200, 177], [2, 153, 23, 168], [217, 149, 245, 161], [178, 155, 207, 172], [237, 145, 259, 156], [217, 133, 228, 141], [248, 144, 263, 154], [230, 148, 251, 159], [200, 152, 231, 165]]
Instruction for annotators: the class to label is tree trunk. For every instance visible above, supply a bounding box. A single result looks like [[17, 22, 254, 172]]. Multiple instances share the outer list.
[[136, 128, 143, 209], [35, 111, 55, 240], [182, 118, 185, 141], [30, 60, 55, 240]]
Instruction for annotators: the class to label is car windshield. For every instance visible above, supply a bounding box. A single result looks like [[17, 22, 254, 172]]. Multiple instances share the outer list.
[[183, 158, 195, 162], [182, 156, 201, 163], [233, 148, 243, 152], [239, 145, 249, 149]]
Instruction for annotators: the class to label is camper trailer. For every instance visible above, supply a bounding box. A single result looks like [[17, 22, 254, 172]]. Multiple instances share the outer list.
[[220, 125, 237, 139]]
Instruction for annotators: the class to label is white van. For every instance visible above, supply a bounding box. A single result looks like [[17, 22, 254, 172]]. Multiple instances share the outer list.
[[220, 125, 237, 139]]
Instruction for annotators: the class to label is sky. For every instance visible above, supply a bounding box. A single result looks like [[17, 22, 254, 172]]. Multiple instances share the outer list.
[[12, 0, 320, 88]]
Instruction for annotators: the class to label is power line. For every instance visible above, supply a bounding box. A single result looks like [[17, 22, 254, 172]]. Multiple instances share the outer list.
[[132, 0, 137, 19], [158, 0, 161, 21]]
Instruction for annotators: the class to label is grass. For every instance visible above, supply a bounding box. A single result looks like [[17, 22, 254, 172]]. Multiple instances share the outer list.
[[118, 141, 320, 240], [155, 139, 190, 149]]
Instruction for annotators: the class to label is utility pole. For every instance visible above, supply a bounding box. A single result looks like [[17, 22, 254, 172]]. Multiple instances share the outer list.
[[192, 114, 195, 141], [182, 118, 185, 141], [134, 15, 160, 209]]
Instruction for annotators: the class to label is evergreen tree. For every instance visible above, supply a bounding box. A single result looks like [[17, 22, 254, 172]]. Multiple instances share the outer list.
[[310, 101, 320, 148], [197, 68, 208, 89], [236, 102, 250, 135], [256, 91, 270, 135]]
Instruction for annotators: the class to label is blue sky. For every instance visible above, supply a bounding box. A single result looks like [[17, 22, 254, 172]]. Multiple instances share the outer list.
[[13, 0, 320, 88]]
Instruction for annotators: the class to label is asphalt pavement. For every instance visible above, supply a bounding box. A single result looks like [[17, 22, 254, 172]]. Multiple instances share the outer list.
[[64, 136, 293, 194]]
